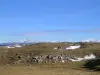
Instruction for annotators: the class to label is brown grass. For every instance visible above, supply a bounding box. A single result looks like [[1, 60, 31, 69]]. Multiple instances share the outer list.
[[0, 65, 100, 75]]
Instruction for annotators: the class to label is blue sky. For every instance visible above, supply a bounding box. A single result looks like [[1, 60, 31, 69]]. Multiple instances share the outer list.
[[0, 0, 100, 42]]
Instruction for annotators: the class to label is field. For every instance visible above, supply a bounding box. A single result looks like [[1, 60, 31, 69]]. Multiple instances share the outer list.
[[0, 42, 100, 75], [0, 65, 100, 75]]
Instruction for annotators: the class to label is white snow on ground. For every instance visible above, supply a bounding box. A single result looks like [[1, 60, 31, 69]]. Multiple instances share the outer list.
[[66, 45, 81, 50], [84, 54, 96, 60], [70, 57, 84, 61], [70, 54, 96, 62], [5, 44, 22, 49], [6, 46, 15, 49]]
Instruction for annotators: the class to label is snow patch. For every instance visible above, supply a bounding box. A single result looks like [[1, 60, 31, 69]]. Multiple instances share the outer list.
[[70, 54, 96, 62], [66, 45, 81, 50], [84, 54, 96, 60]]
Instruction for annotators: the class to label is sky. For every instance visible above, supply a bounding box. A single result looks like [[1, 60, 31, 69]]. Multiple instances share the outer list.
[[0, 0, 100, 42]]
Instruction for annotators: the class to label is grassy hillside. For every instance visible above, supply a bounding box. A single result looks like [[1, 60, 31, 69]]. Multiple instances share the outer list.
[[0, 42, 100, 75], [0, 42, 100, 64]]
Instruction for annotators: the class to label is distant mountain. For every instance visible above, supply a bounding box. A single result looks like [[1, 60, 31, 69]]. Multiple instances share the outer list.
[[0, 42, 35, 46], [0, 39, 40, 46], [82, 39, 100, 43], [1, 39, 100, 47]]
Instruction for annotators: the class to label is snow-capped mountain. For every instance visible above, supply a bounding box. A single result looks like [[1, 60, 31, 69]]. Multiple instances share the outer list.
[[0, 39, 39, 46], [82, 39, 100, 43]]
